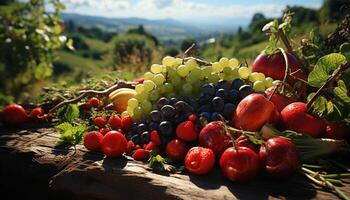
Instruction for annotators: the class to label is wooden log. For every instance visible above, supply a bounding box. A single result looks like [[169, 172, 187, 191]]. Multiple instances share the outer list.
[[0, 126, 349, 200]]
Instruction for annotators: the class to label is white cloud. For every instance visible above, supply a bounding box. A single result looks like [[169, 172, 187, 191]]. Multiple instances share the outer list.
[[61, 0, 130, 11]]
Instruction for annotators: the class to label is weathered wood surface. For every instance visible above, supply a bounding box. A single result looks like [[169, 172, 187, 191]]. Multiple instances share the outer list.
[[0, 125, 349, 200]]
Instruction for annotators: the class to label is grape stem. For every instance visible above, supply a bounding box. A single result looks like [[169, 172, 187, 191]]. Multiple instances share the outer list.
[[277, 29, 294, 54], [182, 43, 196, 63], [183, 56, 212, 66], [306, 62, 349, 109], [47, 81, 136, 114]]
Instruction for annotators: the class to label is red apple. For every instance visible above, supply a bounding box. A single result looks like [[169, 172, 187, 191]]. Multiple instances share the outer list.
[[265, 86, 297, 112], [252, 51, 305, 86], [232, 93, 279, 131], [260, 137, 299, 178], [324, 121, 349, 140], [198, 121, 231, 155], [280, 102, 326, 137], [235, 135, 259, 153]]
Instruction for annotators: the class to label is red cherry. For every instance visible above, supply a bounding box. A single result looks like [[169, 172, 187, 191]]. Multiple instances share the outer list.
[[93, 116, 107, 128], [83, 131, 104, 152], [150, 130, 161, 146], [109, 115, 122, 130], [176, 121, 198, 142], [220, 147, 260, 183], [101, 131, 127, 157], [198, 121, 231, 155], [132, 149, 149, 160], [126, 140, 135, 153], [166, 139, 188, 161], [87, 97, 100, 107], [185, 147, 215, 175], [99, 127, 110, 135], [121, 116, 133, 131], [1, 104, 28, 127], [188, 114, 197, 121], [29, 107, 45, 122]]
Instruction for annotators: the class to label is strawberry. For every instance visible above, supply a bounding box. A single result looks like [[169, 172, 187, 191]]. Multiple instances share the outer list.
[[198, 121, 231, 155], [83, 131, 104, 152], [87, 97, 101, 107], [132, 149, 149, 161], [145, 141, 157, 151], [185, 147, 215, 175], [126, 140, 135, 153], [166, 139, 188, 161], [176, 120, 198, 142], [188, 114, 197, 121], [101, 131, 127, 157], [99, 127, 110, 135], [121, 115, 133, 131], [150, 130, 161, 146], [93, 116, 106, 128], [109, 115, 122, 130]]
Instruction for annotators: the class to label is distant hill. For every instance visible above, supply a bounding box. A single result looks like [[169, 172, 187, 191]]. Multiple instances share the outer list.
[[61, 13, 241, 44]]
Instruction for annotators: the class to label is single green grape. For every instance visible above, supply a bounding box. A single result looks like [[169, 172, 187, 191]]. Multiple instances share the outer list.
[[153, 74, 165, 85], [127, 106, 134, 116], [164, 82, 174, 93], [185, 59, 198, 71], [132, 106, 142, 121], [219, 57, 229, 68], [135, 92, 148, 102], [238, 67, 251, 79], [144, 72, 154, 80], [177, 65, 189, 77], [150, 64, 162, 74], [149, 90, 160, 101], [208, 72, 220, 84], [264, 77, 274, 88], [135, 84, 145, 94], [143, 80, 156, 91], [141, 100, 152, 114], [182, 83, 193, 94], [128, 98, 139, 108], [200, 66, 212, 80], [229, 58, 239, 68], [174, 58, 183, 67], [223, 67, 233, 75], [157, 85, 167, 94], [253, 81, 265, 92], [170, 75, 182, 86], [212, 62, 223, 73], [162, 56, 175, 67]]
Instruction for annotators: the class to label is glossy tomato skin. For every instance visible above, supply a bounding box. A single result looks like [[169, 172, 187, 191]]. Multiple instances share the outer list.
[[166, 139, 188, 161], [1, 104, 28, 127], [121, 116, 133, 131], [93, 116, 107, 128], [101, 131, 127, 157], [263, 137, 300, 178], [185, 147, 215, 175], [220, 147, 260, 183], [176, 121, 198, 142], [132, 148, 149, 160], [83, 131, 104, 152], [29, 107, 45, 122], [198, 121, 230, 155], [109, 115, 122, 130]]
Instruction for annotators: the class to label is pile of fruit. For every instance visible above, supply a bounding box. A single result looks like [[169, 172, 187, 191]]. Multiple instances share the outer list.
[[1, 14, 350, 199]]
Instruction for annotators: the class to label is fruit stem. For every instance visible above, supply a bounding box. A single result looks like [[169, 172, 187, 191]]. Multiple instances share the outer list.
[[306, 62, 349, 109], [48, 81, 136, 114], [182, 43, 196, 64], [183, 57, 212, 66], [277, 29, 294, 54]]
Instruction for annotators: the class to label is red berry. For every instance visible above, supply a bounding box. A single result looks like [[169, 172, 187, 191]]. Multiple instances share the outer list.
[[145, 141, 157, 151], [87, 97, 100, 107], [185, 147, 215, 175], [93, 116, 106, 128], [198, 121, 231, 155], [121, 116, 133, 131], [83, 131, 104, 152], [166, 139, 188, 161], [126, 140, 135, 153], [132, 149, 149, 160], [109, 115, 122, 130], [188, 114, 197, 121], [99, 127, 110, 135], [220, 147, 260, 183], [176, 121, 198, 142], [101, 131, 127, 157], [135, 145, 141, 150], [150, 130, 161, 146], [1, 104, 28, 127], [29, 107, 45, 122]]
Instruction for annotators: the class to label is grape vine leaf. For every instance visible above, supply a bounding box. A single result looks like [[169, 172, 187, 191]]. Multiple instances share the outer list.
[[57, 104, 80, 122], [308, 53, 347, 87], [55, 122, 89, 146]]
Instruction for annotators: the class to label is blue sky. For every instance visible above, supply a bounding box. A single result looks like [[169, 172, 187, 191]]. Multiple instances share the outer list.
[[59, 0, 323, 21]]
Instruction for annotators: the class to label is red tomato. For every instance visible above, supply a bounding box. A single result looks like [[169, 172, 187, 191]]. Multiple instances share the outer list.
[[93, 116, 107, 128], [1, 104, 28, 127], [29, 107, 44, 122], [101, 131, 127, 157], [185, 147, 215, 175], [166, 139, 188, 161], [83, 131, 104, 152], [109, 115, 122, 130]]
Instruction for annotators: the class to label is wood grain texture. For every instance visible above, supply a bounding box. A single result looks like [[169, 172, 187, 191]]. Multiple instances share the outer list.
[[0, 125, 348, 200]]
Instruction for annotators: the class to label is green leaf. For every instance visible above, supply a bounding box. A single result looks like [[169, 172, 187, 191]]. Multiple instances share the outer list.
[[34, 62, 53, 80], [55, 122, 89, 146], [57, 104, 80, 122], [340, 43, 350, 61], [308, 53, 347, 87], [334, 80, 350, 105]]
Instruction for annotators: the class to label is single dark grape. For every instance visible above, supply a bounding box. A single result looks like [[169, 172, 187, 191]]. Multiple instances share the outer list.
[[131, 134, 141, 145], [211, 112, 224, 121], [199, 104, 212, 113], [201, 83, 215, 97], [239, 85, 254, 99], [150, 110, 162, 123], [199, 112, 211, 120], [174, 101, 186, 112], [232, 78, 244, 90], [215, 88, 227, 99], [161, 105, 176, 119], [149, 121, 159, 131], [159, 121, 173, 136], [223, 103, 236, 119], [227, 89, 239, 103], [198, 94, 209, 105], [131, 122, 138, 131], [137, 123, 148, 134], [178, 95, 191, 104], [189, 99, 198, 110], [140, 131, 150, 144], [217, 80, 231, 91], [157, 97, 169, 110], [212, 97, 225, 112], [169, 97, 178, 106]]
